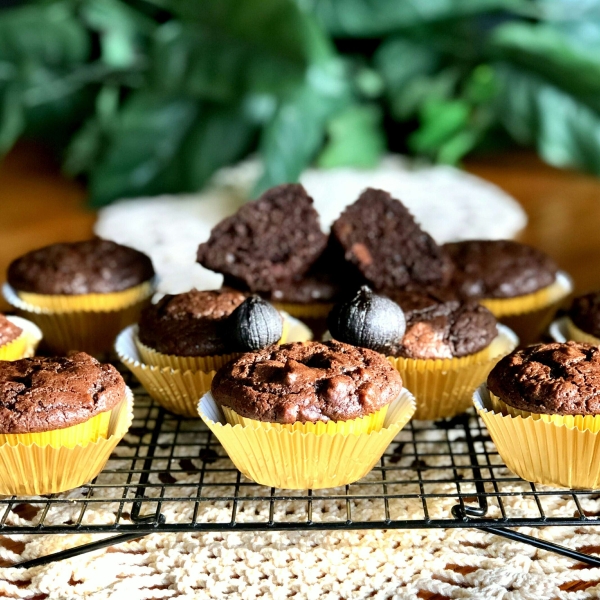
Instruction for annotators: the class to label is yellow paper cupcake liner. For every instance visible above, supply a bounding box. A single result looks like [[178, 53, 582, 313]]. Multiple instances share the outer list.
[[199, 389, 416, 489], [272, 301, 333, 319], [3, 283, 152, 355], [474, 385, 600, 489], [221, 404, 389, 435], [480, 271, 572, 344], [0, 316, 43, 361], [0, 387, 133, 495], [387, 324, 519, 421], [564, 317, 600, 345], [116, 325, 212, 418], [16, 281, 154, 312]]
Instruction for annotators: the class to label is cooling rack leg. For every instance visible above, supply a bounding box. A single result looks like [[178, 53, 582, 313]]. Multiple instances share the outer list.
[[477, 526, 600, 568], [13, 532, 149, 569]]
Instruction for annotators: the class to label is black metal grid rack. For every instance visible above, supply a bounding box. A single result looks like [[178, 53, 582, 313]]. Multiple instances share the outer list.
[[5, 370, 600, 570]]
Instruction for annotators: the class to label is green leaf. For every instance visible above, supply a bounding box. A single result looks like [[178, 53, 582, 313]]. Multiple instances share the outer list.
[[310, 0, 525, 37], [0, 83, 24, 153], [88, 92, 198, 206], [495, 62, 600, 174], [410, 98, 470, 153], [317, 104, 385, 168]]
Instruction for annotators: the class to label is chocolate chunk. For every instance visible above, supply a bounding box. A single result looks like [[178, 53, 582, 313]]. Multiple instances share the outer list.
[[569, 292, 600, 338], [488, 342, 600, 415], [331, 188, 453, 290], [7, 239, 154, 295], [0, 315, 22, 347], [197, 184, 327, 292], [138, 289, 246, 357], [211, 340, 402, 424], [0, 352, 125, 434], [444, 239, 558, 299], [383, 290, 498, 359]]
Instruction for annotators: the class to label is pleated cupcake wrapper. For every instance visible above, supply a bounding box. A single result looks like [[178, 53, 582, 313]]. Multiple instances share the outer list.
[[133, 311, 312, 372], [0, 316, 43, 361], [3, 283, 153, 355], [271, 301, 333, 319], [474, 385, 600, 489], [16, 281, 154, 312], [387, 324, 519, 421], [480, 271, 573, 344], [198, 389, 416, 490], [116, 325, 212, 417], [0, 387, 133, 496], [563, 317, 600, 345], [221, 404, 389, 435]]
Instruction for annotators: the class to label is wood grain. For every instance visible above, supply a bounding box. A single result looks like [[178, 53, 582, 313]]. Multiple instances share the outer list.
[[2, 143, 600, 313]]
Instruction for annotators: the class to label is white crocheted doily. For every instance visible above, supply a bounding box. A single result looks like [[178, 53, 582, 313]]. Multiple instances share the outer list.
[[95, 157, 527, 296]]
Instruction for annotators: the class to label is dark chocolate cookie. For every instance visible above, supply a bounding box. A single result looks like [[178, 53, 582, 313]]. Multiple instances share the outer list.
[[211, 340, 403, 423], [569, 292, 600, 338], [384, 290, 498, 359], [331, 188, 453, 291], [0, 352, 126, 434], [487, 342, 600, 415], [7, 239, 154, 295], [444, 239, 558, 299], [197, 184, 327, 292], [138, 289, 247, 356], [0, 315, 22, 347]]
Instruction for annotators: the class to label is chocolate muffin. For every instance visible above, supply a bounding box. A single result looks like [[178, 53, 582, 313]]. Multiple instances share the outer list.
[[331, 188, 453, 291], [0, 315, 22, 347], [384, 290, 498, 359], [0, 352, 125, 434], [138, 289, 247, 357], [569, 292, 600, 338], [197, 184, 327, 292], [444, 239, 558, 299], [211, 340, 403, 424], [7, 239, 154, 295], [487, 342, 600, 415]]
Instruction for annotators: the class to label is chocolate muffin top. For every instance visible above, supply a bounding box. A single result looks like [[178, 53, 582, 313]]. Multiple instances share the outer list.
[[7, 239, 154, 295], [384, 290, 498, 359], [0, 352, 126, 434], [444, 239, 558, 299], [569, 292, 600, 338], [487, 342, 600, 415], [0, 315, 22, 347], [197, 184, 327, 292], [331, 188, 453, 291], [211, 340, 403, 424], [138, 289, 247, 356]]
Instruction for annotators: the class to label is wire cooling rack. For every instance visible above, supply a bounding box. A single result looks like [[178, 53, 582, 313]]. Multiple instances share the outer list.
[[5, 369, 600, 569]]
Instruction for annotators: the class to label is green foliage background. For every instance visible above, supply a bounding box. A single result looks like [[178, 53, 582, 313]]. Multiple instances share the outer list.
[[1, 0, 599, 205]]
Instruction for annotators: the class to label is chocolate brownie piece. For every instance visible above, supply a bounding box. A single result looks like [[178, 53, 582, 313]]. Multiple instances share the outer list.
[[331, 188, 453, 291], [197, 184, 327, 292], [569, 292, 600, 338], [0, 352, 125, 434], [383, 290, 497, 359], [7, 239, 154, 295], [138, 289, 247, 356], [0, 315, 22, 347], [211, 340, 402, 423], [487, 342, 600, 415], [444, 239, 558, 299]]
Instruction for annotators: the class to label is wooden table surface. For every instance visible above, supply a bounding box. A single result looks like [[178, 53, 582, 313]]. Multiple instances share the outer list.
[[2, 142, 600, 312]]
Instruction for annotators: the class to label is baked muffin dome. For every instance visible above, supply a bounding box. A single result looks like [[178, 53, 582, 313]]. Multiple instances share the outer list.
[[0, 315, 22, 347], [7, 238, 154, 295], [444, 239, 558, 299], [0, 352, 125, 434], [568, 292, 600, 338], [138, 289, 247, 356], [383, 290, 497, 359], [487, 341, 600, 415], [211, 340, 403, 424]]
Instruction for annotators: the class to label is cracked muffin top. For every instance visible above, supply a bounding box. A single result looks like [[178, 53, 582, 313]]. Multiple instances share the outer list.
[[487, 342, 600, 415], [7, 239, 154, 295], [0, 352, 125, 433], [211, 340, 403, 424]]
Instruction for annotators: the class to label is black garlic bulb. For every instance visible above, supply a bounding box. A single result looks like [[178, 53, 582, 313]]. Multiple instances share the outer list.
[[227, 295, 283, 351], [327, 286, 406, 354]]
